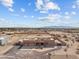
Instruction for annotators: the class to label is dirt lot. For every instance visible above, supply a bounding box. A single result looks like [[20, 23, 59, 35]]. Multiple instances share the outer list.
[[0, 28, 79, 59]]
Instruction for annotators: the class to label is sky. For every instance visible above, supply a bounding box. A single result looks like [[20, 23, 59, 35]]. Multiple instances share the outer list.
[[0, 0, 79, 27]]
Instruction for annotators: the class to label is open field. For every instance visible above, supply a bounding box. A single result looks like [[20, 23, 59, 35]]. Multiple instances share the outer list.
[[0, 28, 79, 59]]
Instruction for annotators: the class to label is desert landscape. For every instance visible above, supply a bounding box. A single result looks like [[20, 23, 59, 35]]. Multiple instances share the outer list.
[[0, 0, 79, 59], [0, 28, 79, 59]]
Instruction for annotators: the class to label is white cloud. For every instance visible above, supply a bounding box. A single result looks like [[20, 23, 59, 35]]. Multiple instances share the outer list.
[[38, 14, 79, 27], [64, 11, 76, 16], [0, 0, 14, 12], [38, 13, 75, 24], [72, 5, 76, 9], [40, 10, 48, 13], [76, 0, 79, 7], [36, 0, 44, 10], [39, 14, 62, 22], [8, 8, 14, 12], [0, 0, 14, 7], [73, 0, 79, 8], [21, 8, 25, 12], [47, 14, 61, 22], [64, 15, 71, 19], [65, 12, 69, 15], [24, 15, 27, 18], [35, 0, 60, 12], [0, 18, 29, 27], [71, 11, 76, 15], [31, 16, 34, 18], [45, 2, 60, 10]]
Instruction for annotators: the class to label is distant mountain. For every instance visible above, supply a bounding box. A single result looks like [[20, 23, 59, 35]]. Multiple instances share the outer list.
[[42, 26, 78, 29], [0, 26, 79, 29]]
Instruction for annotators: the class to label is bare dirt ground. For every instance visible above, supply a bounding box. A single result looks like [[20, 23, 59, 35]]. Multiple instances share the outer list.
[[0, 29, 79, 59]]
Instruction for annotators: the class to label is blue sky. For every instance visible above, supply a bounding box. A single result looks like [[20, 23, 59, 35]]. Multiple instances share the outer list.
[[0, 0, 79, 27]]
